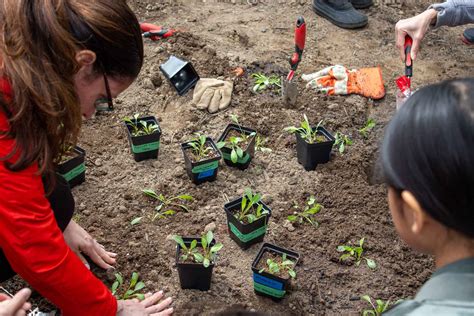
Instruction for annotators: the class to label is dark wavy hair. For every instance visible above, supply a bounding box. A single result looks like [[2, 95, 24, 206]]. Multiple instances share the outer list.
[[381, 78, 474, 238]]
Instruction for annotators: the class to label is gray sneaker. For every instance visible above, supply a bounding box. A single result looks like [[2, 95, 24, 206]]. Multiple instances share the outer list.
[[312, 0, 368, 29]]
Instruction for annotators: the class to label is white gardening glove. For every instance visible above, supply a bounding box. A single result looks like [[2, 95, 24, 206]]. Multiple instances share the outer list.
[[192, 78, 233, 113]]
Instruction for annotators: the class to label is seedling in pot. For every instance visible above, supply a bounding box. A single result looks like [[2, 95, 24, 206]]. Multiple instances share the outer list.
[[284, 114, 326, 144], [334, 131, 353, 154], [188, 133, 224, 162], [358, 118, 376, 139], [287, 195, 322, 227], [258, 253, 297, 279], [255, 134, 272, 153], [337, 238, 376, 269], [142, 189, 193, 221], [251, 73, 282, 93], [124, 113, 160, 137], [236, 188, 270, 224], [111, 272, 146, 300], [217, 115, 256, 164], [172, 231, 223, 268], [361, 295, 401, 316]]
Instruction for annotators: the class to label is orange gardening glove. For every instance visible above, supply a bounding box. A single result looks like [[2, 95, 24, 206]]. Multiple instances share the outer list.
[[302, 65, 385, 100]]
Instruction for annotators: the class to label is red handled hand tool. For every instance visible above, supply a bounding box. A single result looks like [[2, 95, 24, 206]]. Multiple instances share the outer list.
[[282, 16, 306, 105], [286, 17, 306, 82], [404, 35, 413, 88], [140, 22, 176, 41]]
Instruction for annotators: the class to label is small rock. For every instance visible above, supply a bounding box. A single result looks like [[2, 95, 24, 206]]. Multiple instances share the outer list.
[[283, 220, 295, 232], [142, 78, 155, 90], [119, 205, 127, 212], [94, 159, 103, 167], [205, 222, 216, 232], [82, 209, 91, 216]]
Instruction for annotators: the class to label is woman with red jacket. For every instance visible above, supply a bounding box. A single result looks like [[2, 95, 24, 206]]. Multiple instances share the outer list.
[[0, 1, 173, 315]]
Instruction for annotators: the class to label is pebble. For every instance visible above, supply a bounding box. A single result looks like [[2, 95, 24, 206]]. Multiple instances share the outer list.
[[95, 159, 103, 167], [82, 209, 91, 216], [119, 205, 127, 212], [142, 78, 155, 90], [283, 220, 295, 232], [205, 222, 216, 232]]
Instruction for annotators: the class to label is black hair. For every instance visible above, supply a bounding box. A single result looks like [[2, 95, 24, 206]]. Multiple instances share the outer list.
[[381, 78, 474, 238]]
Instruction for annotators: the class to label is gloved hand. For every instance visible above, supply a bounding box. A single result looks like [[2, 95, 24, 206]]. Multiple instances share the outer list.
[[302, 65, 385, 100], [192, 78, 233, 113]]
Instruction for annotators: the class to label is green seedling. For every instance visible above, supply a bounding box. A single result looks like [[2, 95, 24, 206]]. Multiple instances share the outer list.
[[361, 295, 399, 316], [337, 238, 376, 269], [334, 131, 353, 154], [124, 113, 159, 137], [187, 133, 222, 162], [251, 73, 282, 93], [287, 196, 322, 227], [236, 188, 269, 223], [359, 118, 376, 139], [255, 134, 272, 153], [217, 115, 256, 163], [142, 189, 193, 221], [111, 272, 146, 300], [284, 114, 326, 144], [259, 253, 296, 279], [172, 231, 223, 268]]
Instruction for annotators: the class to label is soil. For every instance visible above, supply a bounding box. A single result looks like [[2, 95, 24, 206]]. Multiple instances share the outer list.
[[185, 141, 219, 163], [3, 0, 473, 315], [256, 250, 297, 281], [224, 128, 253, 151]]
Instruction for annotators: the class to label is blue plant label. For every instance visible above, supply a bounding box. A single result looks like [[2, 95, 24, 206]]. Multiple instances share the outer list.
[[253, 273, 284, 290], [197, 168, 215, 180]]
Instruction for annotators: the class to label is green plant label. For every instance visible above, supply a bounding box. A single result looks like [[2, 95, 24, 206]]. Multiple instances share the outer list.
[[60, 163, 85, 182], [253, 281, 286, 298], [228, 222, 267, 242], [131, 141, 160, 154], [191, 161, 219, 174], [222, 152, 251, 164]]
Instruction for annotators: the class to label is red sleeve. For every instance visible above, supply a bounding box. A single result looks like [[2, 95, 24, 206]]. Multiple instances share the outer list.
[[0, 114, 117, 316]]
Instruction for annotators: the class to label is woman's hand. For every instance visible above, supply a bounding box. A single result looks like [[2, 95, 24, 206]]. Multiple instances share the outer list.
[[395, 9, 438, 61], [117, 291, 173, 316], [0, 288, 31, 316], [63, 220, 117, 270]]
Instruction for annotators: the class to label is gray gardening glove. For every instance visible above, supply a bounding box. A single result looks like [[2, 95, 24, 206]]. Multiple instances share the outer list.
[[192, 78, 233, 113]]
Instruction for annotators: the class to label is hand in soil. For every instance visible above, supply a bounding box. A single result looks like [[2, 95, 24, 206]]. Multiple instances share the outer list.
[[0, 288, 32, 316], [117, 291, 173, 316], [63, 220, 117, 270], [192, 78, 233, 113]]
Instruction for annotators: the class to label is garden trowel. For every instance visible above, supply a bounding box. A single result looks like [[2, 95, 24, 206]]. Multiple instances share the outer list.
[[282, 16, 306, 106]]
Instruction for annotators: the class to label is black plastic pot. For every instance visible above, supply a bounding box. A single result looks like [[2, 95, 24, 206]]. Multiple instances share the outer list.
[[224, 197, 271, 250], [251, 243, 300, 301], [217, 124, 256, 170], [181, 137, 222, 185], [124, 116, 161, 162], [295, 126, 335, 171], [176, 237, 216, 291], [57, 146, 86, 189], [160, 56, 200, 96]]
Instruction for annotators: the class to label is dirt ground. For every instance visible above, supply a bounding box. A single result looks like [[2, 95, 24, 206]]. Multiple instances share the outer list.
[[3, 1, 473, 315]]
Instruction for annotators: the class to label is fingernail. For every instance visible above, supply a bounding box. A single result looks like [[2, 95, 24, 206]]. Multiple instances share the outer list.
[[158, 290, 163, 295], [85, 263, 90, 270]]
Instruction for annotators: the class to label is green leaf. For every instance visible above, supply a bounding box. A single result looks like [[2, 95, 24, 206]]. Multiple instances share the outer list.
[[337, 246, 347, 252], [193, 253, 204, 263], [287, 215, 298, 222], [359, 238, 365, 247], [134, 293, 145, 301], [236, 147, 244, 158], [115, 273, 123, 286], [178, 195, 194, 201], [246, 214, 257, 223], [190, 239, 197, 250], [241, 196, 247, 212], [259, 268, 265, 273], [111, 281, 119, 295], [210, 243, 223, 253], [339, 253, 352, 261], [172, 235, 187, 250], [366, 258, 377, 269], [201, 236, 208, 251], [288, 269, 296, 278], [130, 272, 139, 288], [134, 281, 145, 291], [216, 141, 226, 149], [142, 189, 159, 199], [206, 230, 214, 245], [361, 295, 372, 304], [203, 258, 210, 268], [231, 149, 238, 163], [131, 217, 142, 226]]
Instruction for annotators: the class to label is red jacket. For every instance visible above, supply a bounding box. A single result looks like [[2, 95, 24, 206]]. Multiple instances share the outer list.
[[0, 79, 117, 315]]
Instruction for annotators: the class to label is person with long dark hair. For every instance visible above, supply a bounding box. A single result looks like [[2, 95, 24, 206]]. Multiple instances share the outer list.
[[380, 78, 474, 315], [0, 1, 173, 315]]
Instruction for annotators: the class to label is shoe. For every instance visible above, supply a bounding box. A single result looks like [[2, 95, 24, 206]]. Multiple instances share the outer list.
[[462, 28, 474, 45], [351, 0, 373, 9], [312, 0, 368, 29]]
